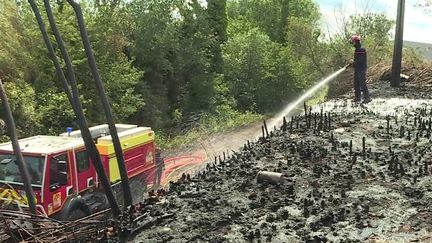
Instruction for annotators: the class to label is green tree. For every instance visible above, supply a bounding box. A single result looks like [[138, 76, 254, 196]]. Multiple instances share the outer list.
[[0, 0, 35, 82], [130, 0, 181, 128], [223, 27, 305, 112], [0, 0, 40, 136], [87, 2, 145, 121], [207, 0, 227, 73], [226, 0, 319, 43], [130, 0, 217, 129], [2, 81, 40, 135], [224, 0, 322, 113], [348, 13, 394, 64], [36, 91, 75, 134], [1, 1, 147, 136]]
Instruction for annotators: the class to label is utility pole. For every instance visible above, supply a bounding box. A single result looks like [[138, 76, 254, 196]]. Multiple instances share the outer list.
[[391, 0, 405, 87]]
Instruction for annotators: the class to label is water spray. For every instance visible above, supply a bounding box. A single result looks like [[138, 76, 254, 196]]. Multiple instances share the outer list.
[[266, 64, 350, 131]]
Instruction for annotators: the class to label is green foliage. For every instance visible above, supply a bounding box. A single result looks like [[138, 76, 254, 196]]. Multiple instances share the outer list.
[[0, 0, 35, 81], [286, 16, 325, 76], [36, 91, 75, 134], [98, 57, 144, 121], [348, 13, 394, 41], [211, 74, 235, 109], [202, 106, 261, 134], [207, 0, 227, 73], [223, 26, 307, 113], [227, 0, 319, 43], [348, 13, 394, 64], [2, 81, 39, 134], [131, 0, 218, 128]]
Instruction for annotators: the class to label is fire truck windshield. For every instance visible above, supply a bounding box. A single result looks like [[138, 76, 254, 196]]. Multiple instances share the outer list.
[[0, 154, 44, 187]]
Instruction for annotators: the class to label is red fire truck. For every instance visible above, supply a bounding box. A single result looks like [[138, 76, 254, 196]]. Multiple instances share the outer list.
[[0, 124, 156, 220]]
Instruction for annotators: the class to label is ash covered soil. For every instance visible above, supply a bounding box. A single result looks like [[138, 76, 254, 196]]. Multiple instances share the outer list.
[[133, 79, 432, 242]]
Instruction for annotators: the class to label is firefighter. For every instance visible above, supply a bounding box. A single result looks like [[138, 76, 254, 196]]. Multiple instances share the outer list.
[[154, 148, 165, 188], [349, 35, 371, 103]]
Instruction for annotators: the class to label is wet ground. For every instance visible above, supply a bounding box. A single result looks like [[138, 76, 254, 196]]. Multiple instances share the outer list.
[[132, 79, 432, 242]]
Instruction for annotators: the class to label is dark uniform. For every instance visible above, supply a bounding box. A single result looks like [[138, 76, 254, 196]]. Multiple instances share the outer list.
[[351, 35, 371, 103]]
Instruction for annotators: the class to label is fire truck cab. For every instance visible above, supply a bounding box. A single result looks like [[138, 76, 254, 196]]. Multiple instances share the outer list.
[[0, 124, 156, 220]]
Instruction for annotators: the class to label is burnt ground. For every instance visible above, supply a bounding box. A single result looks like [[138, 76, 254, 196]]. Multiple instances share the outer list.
[[132, 79, 432, 243]]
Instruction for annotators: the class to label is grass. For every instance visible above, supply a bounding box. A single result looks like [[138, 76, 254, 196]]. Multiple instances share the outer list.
[[306, 84, 329, 106], [156, 110, 262, 150]]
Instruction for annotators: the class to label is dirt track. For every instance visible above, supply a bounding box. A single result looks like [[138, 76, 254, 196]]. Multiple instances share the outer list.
[[159, 116, 269, 186], [133, 78, 432, 242]]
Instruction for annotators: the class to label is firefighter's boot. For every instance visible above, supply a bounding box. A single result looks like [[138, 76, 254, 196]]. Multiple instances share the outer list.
[[353, 93, 361, 103], [363, 96, 372, 104]]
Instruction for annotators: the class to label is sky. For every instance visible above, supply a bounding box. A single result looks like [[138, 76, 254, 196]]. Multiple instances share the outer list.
[[315, 0, 432, 43]]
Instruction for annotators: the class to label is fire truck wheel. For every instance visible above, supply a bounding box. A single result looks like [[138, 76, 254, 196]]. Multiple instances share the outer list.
[[67, 208, 88, 221]]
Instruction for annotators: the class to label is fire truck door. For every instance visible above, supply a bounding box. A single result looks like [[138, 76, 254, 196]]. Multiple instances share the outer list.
[[46, 153, 71, 215], [74, 149, 96, 192]]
